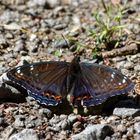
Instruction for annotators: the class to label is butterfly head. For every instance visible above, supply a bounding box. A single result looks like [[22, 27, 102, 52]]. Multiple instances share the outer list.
[[72, 55, 80, 63]]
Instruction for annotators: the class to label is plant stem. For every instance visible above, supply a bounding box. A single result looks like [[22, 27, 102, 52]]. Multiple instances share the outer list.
[[101, 0, 107, 12]]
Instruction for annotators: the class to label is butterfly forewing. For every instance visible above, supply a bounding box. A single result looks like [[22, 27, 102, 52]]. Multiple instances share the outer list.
[[7, 61, 69, 105]]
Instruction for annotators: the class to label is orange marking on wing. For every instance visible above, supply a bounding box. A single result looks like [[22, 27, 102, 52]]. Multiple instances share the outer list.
[[14, 73, 31, 83], [43, 92, 50, 97], [54, 96, 62, 101], [115, 84, 127, 90], [76, 97, 82, 100], [15, 73, 26, 80], [83, 96, 92, 100], [43, 92, 62, 101], [68, 95, 93, 103]]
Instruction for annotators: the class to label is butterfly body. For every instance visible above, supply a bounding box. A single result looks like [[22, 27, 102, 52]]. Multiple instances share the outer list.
[[5, 56, 134, 107]]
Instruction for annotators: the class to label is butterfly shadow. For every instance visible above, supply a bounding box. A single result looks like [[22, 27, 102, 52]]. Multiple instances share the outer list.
[[43, 94, 137, 116], [1, 83, 138, 116], [114, 95, 140, 109], [0, 83, 27, 104], [76, 94, 140, 116]]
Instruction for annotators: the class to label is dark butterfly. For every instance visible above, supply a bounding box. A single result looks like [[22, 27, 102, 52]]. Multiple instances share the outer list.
[[3, 56, 134, 107]]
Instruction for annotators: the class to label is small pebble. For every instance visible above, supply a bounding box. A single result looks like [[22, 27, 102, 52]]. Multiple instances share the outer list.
[[39, 108, 52, 118], [113, 108, 140, 117], [134, 122, 140, 133], [9, 129, 39, 140]]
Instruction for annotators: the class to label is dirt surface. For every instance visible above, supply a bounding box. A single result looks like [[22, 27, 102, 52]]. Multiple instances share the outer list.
[[0, 0, 140, 140]]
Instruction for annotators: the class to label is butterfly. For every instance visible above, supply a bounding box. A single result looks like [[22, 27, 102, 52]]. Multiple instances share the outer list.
[[3, 56, 134, 107]]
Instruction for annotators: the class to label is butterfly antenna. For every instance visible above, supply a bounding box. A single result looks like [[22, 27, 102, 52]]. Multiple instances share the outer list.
[[61, 34, 70, 48]]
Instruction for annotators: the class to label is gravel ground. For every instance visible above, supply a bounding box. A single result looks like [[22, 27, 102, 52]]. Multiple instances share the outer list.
[[0, 0, 140, 140]]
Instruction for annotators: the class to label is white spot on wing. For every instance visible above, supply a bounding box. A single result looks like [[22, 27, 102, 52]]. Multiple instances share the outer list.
[[122, 78, 126, 83], [81, 100, 83, 106], [111, 79, 113, 82], [111, 72, 116, 78], [27, 90, 30, 93], [30, 65, 34, 71], [17, 69, 21, 74], [119, 83, 122, 85], [124, 76, 127, 79]]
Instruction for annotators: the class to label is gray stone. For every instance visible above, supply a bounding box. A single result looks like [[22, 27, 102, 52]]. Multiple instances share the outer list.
[[126, 128, 134, 138], [0, 10, 19, 23], [106, 116, 120, 123], [54, 23, 67, 30], [135, 116, 140, 121], [45, 19, 55, 27], [134, 133, 140, 140], [48, 115, 70, 131], [0, 117, 5, 125], [130, 53, 140, 62], [111, 132, 122, 140], [121, 68, 130, 77], [134, 122, 140, 133], [113, 108, 140, 117], [0, 35, 7, 46], [26, 96, 37, 105], [116, 124, 127, 133], [9, 129, 39, 140], [14, 115, 25, 128], [33, 0, 48, 6], [14, 40, 24, 52], [123, 62, 134, 69], [0, 109, 3, 117], [104, 136, 111, 140], [29, 44, 39, 53], [19, 50, 28, 56], [53, 6, 65, 15], [25, 116, 37, 128], [72, 15, 81, 25], [112, 56, 126, 63], [115, 61, 126, 69], [39, 108, 52, 118], [49, 115, 60, 126], [61, 119, 71, 130], [134, 65, 140, 72], [68, 115, 78, 123], [54, 119, 70, 130], [32, 0, 59, 8], [25, 115, 44, 129], [58, 130, 68, 140], [5, 32, 14, 39], [73, 121, 83, 133], [3, 23, 21, 30], [0, 126, 15, 140], [71, 124, 113, 140], [26, 122, 35, 128], [53, 39, 70, 48], [60, 114, 67, 120], [4, 84, 20, 95]]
